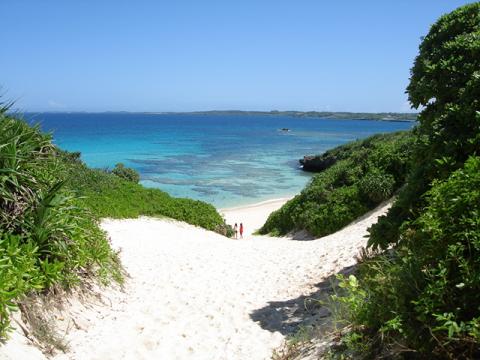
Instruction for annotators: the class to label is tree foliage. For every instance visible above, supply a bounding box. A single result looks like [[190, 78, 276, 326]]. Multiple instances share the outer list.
[[333, 4, 480, 358], [369, 2, 480, 249]]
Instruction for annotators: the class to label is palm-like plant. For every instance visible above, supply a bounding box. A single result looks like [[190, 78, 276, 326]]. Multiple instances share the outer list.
[[0, 106, 54, 234], [0, 105, 122, 340]]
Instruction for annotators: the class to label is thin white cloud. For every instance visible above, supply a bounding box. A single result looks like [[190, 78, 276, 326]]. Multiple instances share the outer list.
[[48, 100, 66, 109]]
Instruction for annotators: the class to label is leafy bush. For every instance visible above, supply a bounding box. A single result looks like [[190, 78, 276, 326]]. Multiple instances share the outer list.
[[259, 131, 414, 237], [0, 110, 122, 339], [0, 234, 44, 338], [335, 157, 480, 358], [357, 171, 395, 205], [332, 4, 480, 358], [111, 163, 140, 183], [411, 157, 480, 353], [60, 155, 226, 232], [369, 2, 480, 250]]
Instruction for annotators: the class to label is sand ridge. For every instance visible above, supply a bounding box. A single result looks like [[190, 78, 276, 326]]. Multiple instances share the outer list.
[[1, 199, 390, 360]]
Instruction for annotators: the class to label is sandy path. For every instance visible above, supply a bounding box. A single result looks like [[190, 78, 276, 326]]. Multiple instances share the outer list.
[[1, 200, 390, 360]]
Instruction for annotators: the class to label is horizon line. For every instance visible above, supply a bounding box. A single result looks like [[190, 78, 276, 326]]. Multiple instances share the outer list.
[[18, 109, 418, 115]]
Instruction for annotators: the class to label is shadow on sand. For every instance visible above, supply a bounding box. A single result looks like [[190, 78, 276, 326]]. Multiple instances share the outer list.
[[249, 264, 356, 337]]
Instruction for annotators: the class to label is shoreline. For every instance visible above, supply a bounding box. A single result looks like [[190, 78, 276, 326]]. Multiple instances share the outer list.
[[218, 196, 293, 213], [220, 197, 293, 237]]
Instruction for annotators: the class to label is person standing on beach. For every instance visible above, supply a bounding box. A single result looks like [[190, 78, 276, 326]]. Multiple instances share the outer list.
[[233, 223, 238, 239], [239, 223, 244, 239]]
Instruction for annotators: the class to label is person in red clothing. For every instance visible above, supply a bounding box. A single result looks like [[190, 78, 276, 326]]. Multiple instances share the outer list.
[[239, 223, 244, 239]]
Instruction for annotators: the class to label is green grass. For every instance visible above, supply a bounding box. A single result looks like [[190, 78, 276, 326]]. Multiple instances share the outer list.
[[259, 131, 414, 237]]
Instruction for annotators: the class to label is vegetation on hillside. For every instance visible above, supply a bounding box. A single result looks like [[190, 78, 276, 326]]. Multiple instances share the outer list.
[[329, 4, 480, 358], [0, 109, 122, 339], [111, 162, 140, 183], [259, 131, 414, 237], [59, 152, 228, 233], [180, 110, 417, 121]]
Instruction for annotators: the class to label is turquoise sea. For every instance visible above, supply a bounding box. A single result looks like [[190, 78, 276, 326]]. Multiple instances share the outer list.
[[27, 113, 413, 208]]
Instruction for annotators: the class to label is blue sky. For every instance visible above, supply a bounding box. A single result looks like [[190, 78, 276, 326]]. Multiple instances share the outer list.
[[1, 1, 473, 112]]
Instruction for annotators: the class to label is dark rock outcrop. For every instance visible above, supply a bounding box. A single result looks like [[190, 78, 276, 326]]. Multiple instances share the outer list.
[[299, 154, 337, 172]]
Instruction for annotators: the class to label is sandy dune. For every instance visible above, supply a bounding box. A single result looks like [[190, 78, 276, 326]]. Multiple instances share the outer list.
[[1, 199, 390, 360]]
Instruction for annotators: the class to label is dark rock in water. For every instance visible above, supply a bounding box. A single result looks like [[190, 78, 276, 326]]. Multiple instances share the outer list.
[[280, 128, 290, 132], [299, 154, 337, 172]]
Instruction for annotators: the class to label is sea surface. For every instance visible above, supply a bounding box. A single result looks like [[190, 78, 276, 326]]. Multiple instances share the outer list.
[[26, 113, 413, 208]]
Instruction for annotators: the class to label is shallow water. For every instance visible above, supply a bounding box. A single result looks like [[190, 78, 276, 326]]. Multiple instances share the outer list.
[[27, 113, 413, 207]]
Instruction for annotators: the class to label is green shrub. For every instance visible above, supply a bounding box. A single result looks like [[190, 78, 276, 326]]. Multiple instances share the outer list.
[[111, 163, 140, 183], [406, 156, 480, 352], [259, 131, 414, 237], [336, 157, 480, 358], [357, 170, 395, 205], [369, 2, 480, 250], [59, 155, 226, 232], [0, 233, 44, 338], [332, 4, 480, 358], [0, 110, 122, 339]]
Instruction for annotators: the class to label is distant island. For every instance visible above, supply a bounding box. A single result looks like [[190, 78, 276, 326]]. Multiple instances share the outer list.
[[25, 110, 417, 121], [166, 110, 418, 121]]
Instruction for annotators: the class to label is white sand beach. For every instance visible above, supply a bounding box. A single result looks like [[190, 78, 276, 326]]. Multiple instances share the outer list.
[[1, 199, 390, 360], [220, 197, 293, 237]]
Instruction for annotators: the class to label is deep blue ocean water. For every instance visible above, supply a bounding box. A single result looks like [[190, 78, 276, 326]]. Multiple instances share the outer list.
[[26, 113, 413, 208]]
